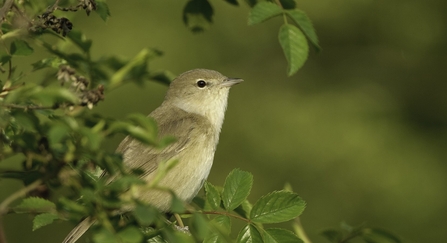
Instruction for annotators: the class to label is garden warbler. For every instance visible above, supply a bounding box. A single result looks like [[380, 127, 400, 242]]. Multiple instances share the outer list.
[[62, 69, 243, 243]]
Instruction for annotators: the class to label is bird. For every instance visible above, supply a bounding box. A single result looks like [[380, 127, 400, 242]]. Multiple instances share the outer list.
[[62, 69, 243, 243]]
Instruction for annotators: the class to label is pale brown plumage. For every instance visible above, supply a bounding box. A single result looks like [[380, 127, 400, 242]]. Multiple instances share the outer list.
[[62, 69, 242, 243]]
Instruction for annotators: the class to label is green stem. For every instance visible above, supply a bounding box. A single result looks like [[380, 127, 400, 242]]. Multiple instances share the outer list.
[[293, 217, 312, 243], [274, 0, 288, 24], [198, 210, 251, 223]]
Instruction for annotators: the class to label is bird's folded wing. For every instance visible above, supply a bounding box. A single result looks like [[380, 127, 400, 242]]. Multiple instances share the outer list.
[[114, 112, 210, 181]]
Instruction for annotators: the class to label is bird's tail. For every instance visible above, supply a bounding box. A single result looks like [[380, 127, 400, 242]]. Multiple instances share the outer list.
[[62, 217, 95, 243]]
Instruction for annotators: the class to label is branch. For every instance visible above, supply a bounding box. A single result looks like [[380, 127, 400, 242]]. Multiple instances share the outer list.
[[0, 179, 43, 216], [0, 104, 59, 110], [0, 0, 14, 22]]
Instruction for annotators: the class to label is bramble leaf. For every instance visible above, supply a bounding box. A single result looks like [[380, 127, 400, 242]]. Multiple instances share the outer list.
[[248, 2, 283, 25], [263, 228, 303, 243], [11, 40, 33, 56], [285, 10, 321, 52], [278, 24, 309, 76], [205, 181, 221, 210], [95, 1, 111, 21], [33, 213, 59, 231], [250, 190, 305, 224], [236, 224, 262, 243], [183, 0, 214, 32], [222, 169, 253, 211], [67, 31, 92, 53], [14, 197, 56, 214]]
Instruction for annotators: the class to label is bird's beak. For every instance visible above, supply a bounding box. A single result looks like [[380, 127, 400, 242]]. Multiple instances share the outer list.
[[222, 77, 244, 87]]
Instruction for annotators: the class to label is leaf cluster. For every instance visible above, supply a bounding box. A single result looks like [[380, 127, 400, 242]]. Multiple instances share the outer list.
[[182, 0, 320, 76], [0, 1, 401, 243], [321, 222, 401, 243]]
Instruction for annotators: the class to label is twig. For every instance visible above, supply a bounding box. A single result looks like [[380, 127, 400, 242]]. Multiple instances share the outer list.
[[0, 0, 14, 22], [0, 104, 59, 110], [0, 179, 43, 243], [0, 179, 43, 216], [49, 0, 61, 12]]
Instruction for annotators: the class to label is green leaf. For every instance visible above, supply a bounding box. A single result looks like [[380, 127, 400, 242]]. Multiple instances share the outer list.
[[158, 136, 177, 149], [204, 215, 232, 243], [48, 123, 70, 147], [149, 70, 176, 85], [161, 227, 195, 243], [205, 182, 221, 210], [118, 226, 144, 243], [107, 175, 145, 192], [108, 120, 158, 145], [31, 87, 79, 105], [93, 228, 119, 243], [279, 0, 296, 10], [224, 0, 239, 6], [127, 126, 158, 146], [12, 111, 39, 132], [248, 2, 283, 25], [191, 213, 210, 241], [127, 113, 158, 137], [59, 197, 89, 214], [109, 48, 152, 89], [0, 54, 11, 65], [234, 199, 252, 218], [95, 1, 111, 21], [170, 194, 186, 213], [10, 40, 34, 56], [244, 0, 258, 7], [212, 215, 231, 234], [221, 169, 253, 211], [14, 197, 56, 213], [31, 57, 66, 71], [250, 190, 305, 224], [278, 24, 309, 76], [263, 228, 303, 243], [0, 170, 41, 185], [320, 229, 343, 243], [362, 228, 401, 243], [79, 127, 103, 151], [183, 0, 214, 32], [236, 224, 263, 243], [285, 10, 321, 52], [67, 31, 92, 53], [1, 29, 27, 40], [33, 213, 59, 231]]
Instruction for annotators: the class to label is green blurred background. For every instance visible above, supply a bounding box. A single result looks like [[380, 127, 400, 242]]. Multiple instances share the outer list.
[[1, 0, 447, 242]]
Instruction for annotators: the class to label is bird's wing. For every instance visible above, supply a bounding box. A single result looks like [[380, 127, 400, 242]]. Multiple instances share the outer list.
[[113, 108, 211, 181]]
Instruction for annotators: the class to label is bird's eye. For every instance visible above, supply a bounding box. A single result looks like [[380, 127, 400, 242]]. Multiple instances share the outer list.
[[197, 80, 207, 88]]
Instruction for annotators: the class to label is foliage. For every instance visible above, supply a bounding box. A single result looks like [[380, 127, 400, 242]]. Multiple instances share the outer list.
[[0, 0, 400, 243]]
